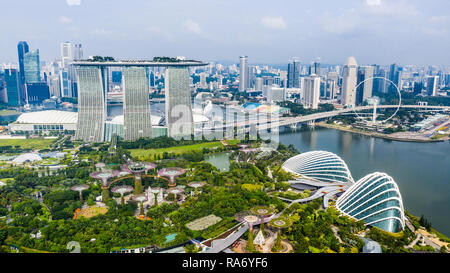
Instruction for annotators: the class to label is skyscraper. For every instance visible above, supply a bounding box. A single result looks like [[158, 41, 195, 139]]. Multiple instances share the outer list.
[[356, 66, 374, 105], [75, 66, 106, 142], [17, 41, 29, 86], [60, 42, 72, 68], [388, 64, 402, 93], [341, 57, 358, 107], [239, 56, 248, 92], [26, 82, 50, 104], [165, 67, 193, 138], [5, 69, 22, 106], [287, 58, 300, 88], [59, 70, 72, 97], [73, 44, 83, 60], [23, 49, 41, 83], [426, 76, 438, 96], [303, 75, 320, 109], [122, 67, 153, 140]]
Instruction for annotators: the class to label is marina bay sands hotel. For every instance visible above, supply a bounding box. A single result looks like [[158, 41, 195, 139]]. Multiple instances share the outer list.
[[72, 59, 208, 142]]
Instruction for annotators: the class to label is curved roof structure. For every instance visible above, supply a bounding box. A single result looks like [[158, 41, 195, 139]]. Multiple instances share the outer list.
[[15, 111, 77, 124], [12, 153, 43, 163], [282, 151, 354, 184], [336, 172, 405, 233]]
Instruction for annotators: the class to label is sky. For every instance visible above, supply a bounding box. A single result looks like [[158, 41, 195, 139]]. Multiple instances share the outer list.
[[1, 0, 450, 65]]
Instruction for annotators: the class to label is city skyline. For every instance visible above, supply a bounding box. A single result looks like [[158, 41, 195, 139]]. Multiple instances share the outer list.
[[1, 0, 450, 65]]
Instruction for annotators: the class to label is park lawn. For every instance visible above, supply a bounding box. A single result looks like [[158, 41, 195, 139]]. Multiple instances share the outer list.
[[129, 140, 239, 160], [0, 110, 20, 116], [0, 138, 55, 150]]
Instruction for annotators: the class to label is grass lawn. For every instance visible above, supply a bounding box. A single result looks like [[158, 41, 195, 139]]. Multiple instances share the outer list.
[[0, 110, 20, 116], [0, 138, 55, 150], [129, 139, 239, 160], [76, 206, 108, 219]]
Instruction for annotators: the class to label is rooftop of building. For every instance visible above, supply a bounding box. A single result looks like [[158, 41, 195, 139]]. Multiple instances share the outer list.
[[72, 60, 208, 67]]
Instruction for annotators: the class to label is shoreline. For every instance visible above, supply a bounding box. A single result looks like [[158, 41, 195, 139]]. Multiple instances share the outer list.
[[315, 122, 449, 143]]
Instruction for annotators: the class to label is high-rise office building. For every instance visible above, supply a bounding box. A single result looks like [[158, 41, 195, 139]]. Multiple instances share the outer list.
[[165, 67, 193, 138], [356, 66, 374, 105], [341, 57, 358, 107], [303, 75, 320, 109], [5, 69, 22, 106], [413, 81, 423, 95], [199, 72, 207, 88], [122, 67, 153, 140], [0, 71, 5, 103], [59, 70, 71, 97], [239, 55, 248, 92], [23, 49, 41, 83], [309, 60, 321, 76], [60, 42, 72, 68], [263, 85, 286, 103], [255, 77, 263, 91], [287, 59, 300, 88], [17, 41, 29, 86], [26, 82, 50, 104], [73, 44, 83, 60], [388, 64, 402, 93], [426, 76, 438, 96]]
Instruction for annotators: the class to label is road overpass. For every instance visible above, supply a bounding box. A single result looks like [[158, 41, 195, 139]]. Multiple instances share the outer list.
[[257, 105, 450, 130]]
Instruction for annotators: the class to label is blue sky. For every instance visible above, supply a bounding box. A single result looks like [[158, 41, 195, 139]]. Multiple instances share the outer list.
[[1, 0, 449, 65]]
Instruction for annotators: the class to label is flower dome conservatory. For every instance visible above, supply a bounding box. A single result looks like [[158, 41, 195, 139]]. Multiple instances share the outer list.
[[282, 151, 354, 184], [336, 172, 405, 233]]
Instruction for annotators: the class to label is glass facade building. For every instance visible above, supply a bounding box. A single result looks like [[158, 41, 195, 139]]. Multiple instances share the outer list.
[[26, 82, 50, 104], [336, 172, 405, 233], [23, 49, 40, 83], [17, 41, 29, 86], [282, 151, 354, 184], [5, 69, 22, 106]]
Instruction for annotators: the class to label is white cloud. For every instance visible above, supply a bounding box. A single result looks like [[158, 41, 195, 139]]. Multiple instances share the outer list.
[[321, 11, 358, 35], [422, 27, 448, 36], [66, 0, 81, 6], [182, 19, 203, 35], [364, 0, 419, 17], [59, 16, 72, 24], [430, 16, 448, 24], [260, 16, 287, 30], [366, 0, 382, 6], [147, 26, 161, 33], [91, 28, 113, 36]]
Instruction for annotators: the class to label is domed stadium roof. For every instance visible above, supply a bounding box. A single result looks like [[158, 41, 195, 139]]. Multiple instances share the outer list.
[[15, 110, 77, 124], [12, 153, 43, 163], [282, 151, 354, 184], [336, 172, 405, 233]]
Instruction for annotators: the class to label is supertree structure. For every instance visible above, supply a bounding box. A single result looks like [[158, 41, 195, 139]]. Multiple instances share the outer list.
[[157, 167, 186, 187], [90, 170, 120, 201], [71, 185, 89, 203], [122, 162, 156, 194], [268, 217, 292, 252], [132, 194, 148, 216], [111, 185, 133, 205], [243, 215, 258, 252], [250, 205, 275, 238], [187, 181, 206, 196], [166, 187, 184, 205]]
